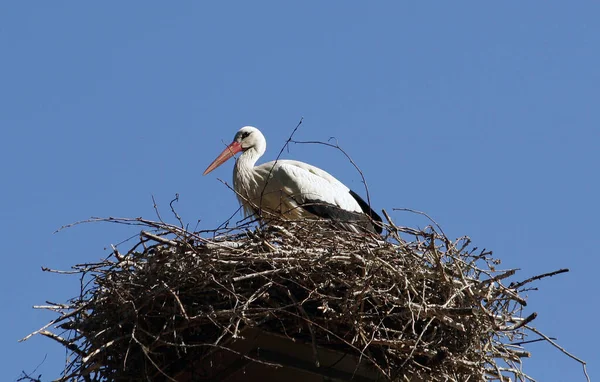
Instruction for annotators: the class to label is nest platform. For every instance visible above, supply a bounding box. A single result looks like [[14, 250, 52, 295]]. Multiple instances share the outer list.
[[24, 216, 575, 381]]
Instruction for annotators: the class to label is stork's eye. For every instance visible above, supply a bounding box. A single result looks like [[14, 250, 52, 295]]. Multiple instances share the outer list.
[[241, 131, 251, 139]]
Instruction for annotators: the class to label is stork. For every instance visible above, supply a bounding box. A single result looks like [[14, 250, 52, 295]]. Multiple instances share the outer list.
[[203, 126, 382, 234]]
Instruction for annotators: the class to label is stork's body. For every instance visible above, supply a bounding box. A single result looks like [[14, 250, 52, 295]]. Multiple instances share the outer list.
[[204, 126, 382, 233]]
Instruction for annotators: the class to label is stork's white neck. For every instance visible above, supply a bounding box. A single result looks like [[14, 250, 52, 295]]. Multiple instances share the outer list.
[[232, 129, 267, 197], [235, 131, 266, 171], [235, 147, 262, 173], [234, 145, 265, 193]]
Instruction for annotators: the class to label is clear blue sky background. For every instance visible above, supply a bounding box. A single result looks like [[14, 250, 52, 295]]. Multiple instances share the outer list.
[[1, 3, 597, 381]]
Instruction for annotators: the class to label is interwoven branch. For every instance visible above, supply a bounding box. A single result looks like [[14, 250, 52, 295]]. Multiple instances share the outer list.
[[23, 216, 585, 381]]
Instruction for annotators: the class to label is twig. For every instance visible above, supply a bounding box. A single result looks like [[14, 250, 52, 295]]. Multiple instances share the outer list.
[[392, 208, 447, 238], [291, 138, 374, 213], [511, 268, 569, 290], [169, 193, 185, 229], [511, 337, 557, 346], [525, 325, 590, 382], [258, 118, 304, 215], [141, 231, 177, 246], [39, 330, 85, 356]]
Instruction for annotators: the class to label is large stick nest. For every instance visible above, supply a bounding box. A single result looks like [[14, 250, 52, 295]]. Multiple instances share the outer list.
[[25, 215, 576, 381]]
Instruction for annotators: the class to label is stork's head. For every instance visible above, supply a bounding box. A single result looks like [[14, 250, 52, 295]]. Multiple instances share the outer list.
[[234, 126, 266, 152], [203, 126, 266, 175]]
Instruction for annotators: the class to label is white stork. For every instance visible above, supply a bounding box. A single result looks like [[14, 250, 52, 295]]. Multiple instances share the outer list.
[[203, 126, 382, 234]]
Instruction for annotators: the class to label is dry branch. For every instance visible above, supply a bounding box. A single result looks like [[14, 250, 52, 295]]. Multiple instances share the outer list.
[[24, 216, 585, 381]]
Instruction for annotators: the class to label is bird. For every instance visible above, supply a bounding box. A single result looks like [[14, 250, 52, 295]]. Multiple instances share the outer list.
[[203, 126, 383, 234]]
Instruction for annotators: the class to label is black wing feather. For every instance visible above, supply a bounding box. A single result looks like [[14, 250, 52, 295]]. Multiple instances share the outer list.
[[349, 190, 383, 234], [298, 190, 383, 234]]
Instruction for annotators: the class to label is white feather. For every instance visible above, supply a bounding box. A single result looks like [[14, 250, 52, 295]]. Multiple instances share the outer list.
[[207, 126, 368, 223]]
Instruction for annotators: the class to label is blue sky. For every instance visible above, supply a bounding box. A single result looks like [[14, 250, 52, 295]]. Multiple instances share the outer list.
[[1, 2, 598, 381]]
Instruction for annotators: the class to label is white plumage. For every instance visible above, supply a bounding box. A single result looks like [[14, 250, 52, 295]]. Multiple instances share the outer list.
[[204, 126, 381, 233]]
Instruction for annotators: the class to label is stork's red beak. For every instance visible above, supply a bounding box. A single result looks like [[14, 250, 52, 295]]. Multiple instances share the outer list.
[[203, 141, 243, 175]]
